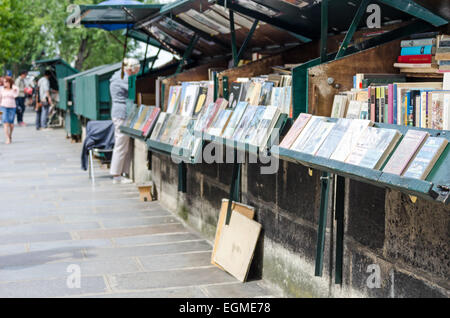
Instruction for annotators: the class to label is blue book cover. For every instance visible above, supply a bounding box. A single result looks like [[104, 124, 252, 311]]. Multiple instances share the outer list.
[[353, 76, 356, 89], [401, 45, 433, 56]]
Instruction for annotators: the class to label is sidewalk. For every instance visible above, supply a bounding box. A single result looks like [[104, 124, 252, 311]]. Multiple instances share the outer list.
[[0, 111, 280, 298]]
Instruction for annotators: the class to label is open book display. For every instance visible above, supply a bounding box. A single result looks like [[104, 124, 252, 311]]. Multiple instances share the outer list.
[[194, 98, 287, 153], [120, 105, 161, 140], [275, 114, 450, 203]]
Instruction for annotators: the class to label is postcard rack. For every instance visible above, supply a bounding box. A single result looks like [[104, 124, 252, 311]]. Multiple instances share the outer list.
[[272, 119, 450, 285]]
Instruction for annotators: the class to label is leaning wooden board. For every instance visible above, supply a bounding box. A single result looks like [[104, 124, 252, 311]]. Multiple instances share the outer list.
[[211, 199, 255, 269]]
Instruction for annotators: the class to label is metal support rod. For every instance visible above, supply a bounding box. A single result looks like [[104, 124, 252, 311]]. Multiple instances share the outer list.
[[336, 0, 370, 59], [229, 9, 239, 67], [335, 175, 345, 284], [320, 0, 328, 63], [213, 73, 219, 101], [178, 162, 187, 193], [226, 150, 241, 225], [315, 171, 330, 277], [175, 34, 199, 75], [222, 76, 229, 101], [142, 36, 150, 72], [150, 45, 162, 71], [236, 19, 259, 62]]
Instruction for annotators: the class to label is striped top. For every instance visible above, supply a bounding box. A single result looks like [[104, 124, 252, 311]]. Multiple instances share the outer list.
[[0, 86, 19, 108]]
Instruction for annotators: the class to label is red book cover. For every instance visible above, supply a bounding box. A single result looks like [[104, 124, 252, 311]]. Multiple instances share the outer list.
[[397, 54, 432, 63]]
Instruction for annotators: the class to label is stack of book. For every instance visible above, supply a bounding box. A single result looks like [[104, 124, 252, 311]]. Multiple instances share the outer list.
[[227, 74, 292, 117], [393, 35, 438, 74], [279, 115, 448, 180], [124, 105, 161, 138], [436, 35, 450, 73]]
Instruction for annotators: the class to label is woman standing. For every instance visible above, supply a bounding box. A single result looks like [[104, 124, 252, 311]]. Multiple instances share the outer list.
[[0, 77, 19, 144]]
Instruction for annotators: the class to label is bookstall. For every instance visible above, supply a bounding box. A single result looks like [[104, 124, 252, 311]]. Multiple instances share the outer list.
[[72, 0, 450, 297], [33, 58, 79, 129]]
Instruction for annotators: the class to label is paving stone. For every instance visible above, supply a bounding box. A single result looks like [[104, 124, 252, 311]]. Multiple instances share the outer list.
[[84, 241, 212, 260], [82, 286, 207, 298], [0, 221, 100, 235], [108, 267, 236, 291], [202, 282, 273, 298], [29, 239, 113, 252], [0, 244, 27, 256], [0, 276, 107, 298], [0, 258, 139, 282], [139, 251, 212, 271], [100, 216, 179, 229], [114, 233, 200, 246], [0, 247, 85, 268], [76, 223, 186, 240], [0, 232, 72, 245]]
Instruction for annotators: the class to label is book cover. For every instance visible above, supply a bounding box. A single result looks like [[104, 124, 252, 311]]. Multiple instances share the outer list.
[[159, 115, 179, 144], [143, 107, 161, 138], [330, 119, 373, 162], [181, 84, 200, 116], [297, 121, 336, 155], [279, 113, 312, 149], [346, 101, 362, 119], [193, 86, 208, 118], [360, 102, 369, 120], [316, 119, 352, 158], [397, 54, 433, 63], [125, 106, 139, 128], [388, 84, 394, 124], [403, 137, 448, 179], [232, 106, 258, 141], [369, 87, 376, 122], [346, 127, 401, 170], [150, 112, 168, 141], [241, 107, 266, 144], [259, 82, 274, 106], [401, 45, 434, 56], [383, 130, 430, 175], [222, 102, 248, 140], [401, 38, 436, 48], [254, 106, 281, 148], [291, 116, 327, 151], [208, 109, 233, 137], [228, 82, 243, 109], [331, 95, 347, 118], [133, 106, 150, 130]]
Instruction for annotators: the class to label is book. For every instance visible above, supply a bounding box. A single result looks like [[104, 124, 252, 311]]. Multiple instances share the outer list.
[[403, 137, 448, 180], [228, 82, 243, 109], [192, 86, 208, 118], [397, 55, 433, 63], [240, 107, 266, 144], [194, 100, 223, 133], [346, 101, 362, 119], [170, 116, 191, 146], [254, 106, 281, 148], [159, 115, 179, 144], [222, 102, 249, 140], [359, 102, 369, 120], [383, 130, 430, 175], [296, 121, 336, 155], [331, 95, 348, 118], [133, 106, 150, 130], [400, 45, 435, 56], [436, 47, 450, 61], [291, 116, 327, 151], [124, 106, 139, 128], [180, 84, 200, 116], [232, 106, 258, 141], [208, 109, 233, 137], [259, 82, 274, 106], [401, 38, 436, 48], [345, 127, 402, 170], [150, 112, 168, 141], [394, 63, 435, 69], [330, 119, 373, 162], [316, 119, 353, 159], [279, 113, 312, 149], [142, 107, 161, 137]]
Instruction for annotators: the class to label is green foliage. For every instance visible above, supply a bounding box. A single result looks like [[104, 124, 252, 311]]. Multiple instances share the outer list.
[[0, 0, 140, 74]]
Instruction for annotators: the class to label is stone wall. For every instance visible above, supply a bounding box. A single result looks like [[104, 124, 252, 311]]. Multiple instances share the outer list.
[[151, 151, 449, 298]]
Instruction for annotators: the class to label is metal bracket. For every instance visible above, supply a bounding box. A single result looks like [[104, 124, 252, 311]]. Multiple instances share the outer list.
[[178, 162, 187, 193], [175, 34, 199, 75], [315, 171, 331, 277], [225, 150, 241, 226], [334, 175, 345, 285]]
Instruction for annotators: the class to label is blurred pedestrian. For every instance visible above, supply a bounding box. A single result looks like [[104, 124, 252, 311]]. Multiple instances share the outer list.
[[36, 70, 53, 131], [109, 58, 140, 184], [0, 76, 19, 144], [15, 70, 28, 126], [0, 77, 3, 127]]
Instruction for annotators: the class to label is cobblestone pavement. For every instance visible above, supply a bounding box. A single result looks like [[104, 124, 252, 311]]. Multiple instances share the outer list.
[[0, 111, 280, 298]]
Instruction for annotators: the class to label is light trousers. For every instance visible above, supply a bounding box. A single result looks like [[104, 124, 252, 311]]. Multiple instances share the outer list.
[[110, 118, 132, 176]]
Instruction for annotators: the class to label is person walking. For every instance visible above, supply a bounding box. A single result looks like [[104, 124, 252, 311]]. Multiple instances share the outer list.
[[109, 58, 141, 184], [15, 70, 28, 127], [36, 70, 53, 131], [0, 76, 19, 144], [0, 77, 4, 128]]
